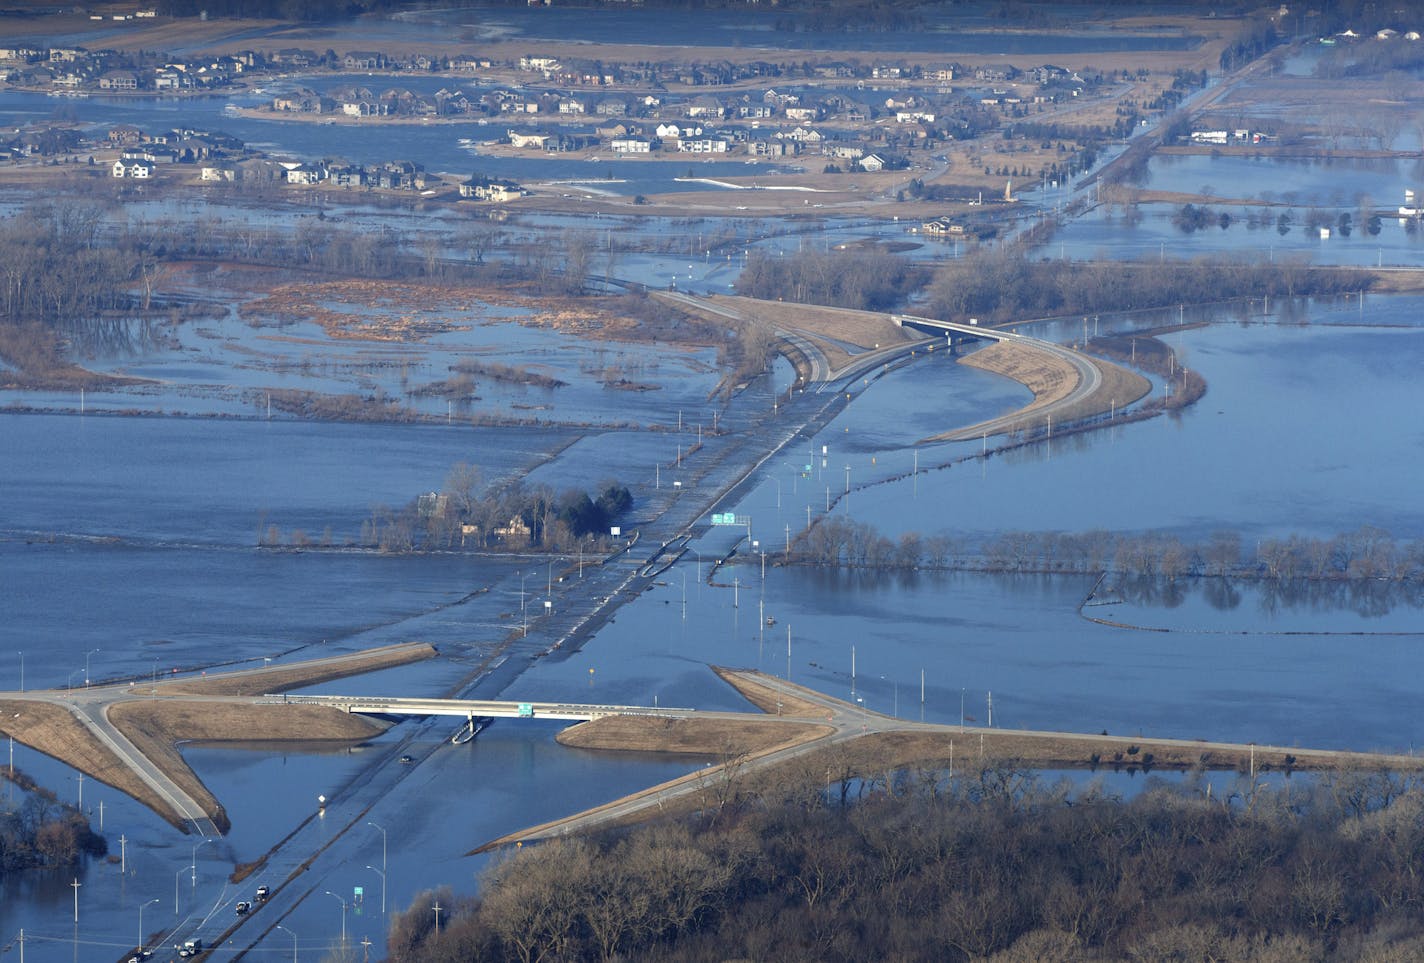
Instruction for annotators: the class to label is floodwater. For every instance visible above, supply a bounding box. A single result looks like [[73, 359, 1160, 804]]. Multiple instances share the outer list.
[[1054, 201, 1424, 266], [0, 88, 780, 190], [5, 293, 1424, 957], [4, 312, 1423, 958], [1142, 152, 1424, 207], [786, 298, 1424, 544]]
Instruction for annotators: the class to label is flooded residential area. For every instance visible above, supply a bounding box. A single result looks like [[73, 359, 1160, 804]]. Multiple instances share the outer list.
[[3, 1, 1424, 960]]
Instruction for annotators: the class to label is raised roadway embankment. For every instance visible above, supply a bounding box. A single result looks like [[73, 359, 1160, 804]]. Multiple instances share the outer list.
[[474, 667, 1424, 851]]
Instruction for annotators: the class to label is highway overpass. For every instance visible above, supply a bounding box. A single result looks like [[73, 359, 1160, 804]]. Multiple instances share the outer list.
[[272, 693, 695, 723]]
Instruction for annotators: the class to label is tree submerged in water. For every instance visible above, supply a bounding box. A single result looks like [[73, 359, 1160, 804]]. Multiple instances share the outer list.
[[0, 772, 107, 873]]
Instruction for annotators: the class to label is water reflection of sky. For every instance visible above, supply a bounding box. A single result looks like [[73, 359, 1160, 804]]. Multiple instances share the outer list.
[[838, 319, 1424, 543], [1144, 152, 1424, 205], [1054, 201, 1424, 266]]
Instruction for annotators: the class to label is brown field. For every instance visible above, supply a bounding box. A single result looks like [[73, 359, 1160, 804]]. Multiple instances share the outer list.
[[758, 728, 1424, 781], [0, 700, 161, 818], [0, 644, 433, 829], [968, 340, 1149, 428], [160, 641, 436, 696], [712, 666, 831, 719], [108, 701, 384, 827], [961, 340, 1078, 409], [920, 340, 1148, 442], [557, 714, 831, 756]]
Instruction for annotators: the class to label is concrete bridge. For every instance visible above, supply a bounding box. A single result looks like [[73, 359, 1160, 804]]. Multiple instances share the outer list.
[[274, 693, 694, 723], [892, 313, 1015, 345]]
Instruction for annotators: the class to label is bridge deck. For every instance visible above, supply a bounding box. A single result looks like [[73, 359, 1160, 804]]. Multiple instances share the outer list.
[[271, 693, 695, 722]]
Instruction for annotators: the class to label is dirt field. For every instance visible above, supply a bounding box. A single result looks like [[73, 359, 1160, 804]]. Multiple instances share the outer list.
[[921, 339, 1148, 442], [557, 714, 831, 756], [961, 340, 1078, 410], [766, 728, 1424, 781], [964, 340, 1149, 424], [0, 644, 432, 829], [160, 641, 436, 696], [108, 701, 384, 828], [0, 700, 163, 820], [712, 666, 832, 719]]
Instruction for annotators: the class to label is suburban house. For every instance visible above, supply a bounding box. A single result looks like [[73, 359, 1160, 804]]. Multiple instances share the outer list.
[[685, 95, 725, 119], [507, 131, 550, 149], [343, 51, 385, 70], [98, 70, 139, 90], [112, 159, 155, 178], [272, 88, 323, 113], [328, 164, 366, 187], [748, 139, 798, 157], [283, 162, 327, 185], [677, 138, 729, 153], [610, 138, 652, 154], [859, 153, 887, 172], [922, 217, 966, 237], [461, 179, 524, 202]]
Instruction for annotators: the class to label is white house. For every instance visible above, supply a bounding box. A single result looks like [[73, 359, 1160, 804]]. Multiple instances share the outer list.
[[676, 138, 728, 153], [112, 159, 155, 178]]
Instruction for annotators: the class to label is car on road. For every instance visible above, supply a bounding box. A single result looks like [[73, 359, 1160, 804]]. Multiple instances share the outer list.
[[236, 899, 251, 915], [127, 950, 153, 963], [255, 884, 270, 901], [399, 754, 414, 764]]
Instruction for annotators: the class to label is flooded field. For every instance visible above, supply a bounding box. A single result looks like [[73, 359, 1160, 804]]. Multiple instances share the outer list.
[[5, 14, 1424, 949], [773, 299, 1424, 544]]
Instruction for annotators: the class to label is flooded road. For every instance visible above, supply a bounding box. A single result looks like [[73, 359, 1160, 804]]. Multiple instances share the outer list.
[[7, 288, 1424, 956]]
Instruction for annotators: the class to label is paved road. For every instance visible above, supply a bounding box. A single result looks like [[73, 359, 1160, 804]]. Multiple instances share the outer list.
[[492, 669, 1424, 846], [894, 315, 1104, 442]]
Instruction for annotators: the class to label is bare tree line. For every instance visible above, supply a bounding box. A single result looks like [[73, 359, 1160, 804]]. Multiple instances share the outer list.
[[733, 248, 928, 311], [928, 251, 1367, 323], [381, 761, 1424, 962], [788, 520, 1424, 583]]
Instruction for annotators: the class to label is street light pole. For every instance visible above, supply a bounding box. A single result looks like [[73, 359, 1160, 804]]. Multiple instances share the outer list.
[[84, 648, 99, 686], [324, 891, 348, 945], [175, 864, 193, 914], [17, 651, 22, 693], [276, 924, 298, 963], [191, 838, 212, 887], [366, 864, 386, 916], [137, 898, 158, 951], [366, 821, 387, 878]]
